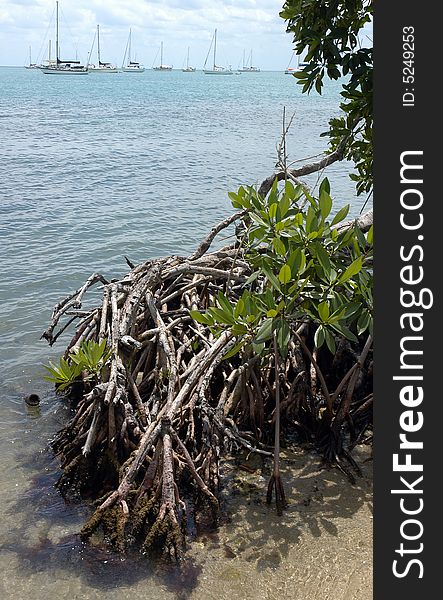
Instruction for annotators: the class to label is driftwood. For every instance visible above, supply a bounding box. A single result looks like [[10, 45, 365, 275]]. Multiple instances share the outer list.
[[43, 153, 373, 560]]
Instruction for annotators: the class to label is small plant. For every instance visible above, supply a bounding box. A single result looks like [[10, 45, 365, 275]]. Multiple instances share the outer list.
[[192, 178, 373, 356], [43, 356, 83, 392], [70, 338, 113, 376], [44, 338, 112, 393]]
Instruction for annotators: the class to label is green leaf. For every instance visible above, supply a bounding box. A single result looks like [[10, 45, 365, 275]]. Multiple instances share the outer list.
[[228, 191, 246, 210], [276, 319, 291, 351], [328, 306, 347, 324], [190, 310, 213, 326], [207, 307, 236, 325], [261, 263, 281, 292], [217, 291, 233, 314], [273, 237, 286, 256], [279, 194, 290, 218], [305, 206, 317, 233], [324, 328, 336, 354], [255, 318, 274, 343], [231, 323, 248, 336], [252, 341, 265, 355], [318, 301, 330, 322], [234, 298, 246, 318], [319, 178, 330, 195], [339, 256, 363, 283], [331, 204, 350, 226], [314, 326, 325, 348], [269, 203, 278, 220], [319, 189, 333, 220], [342, 302, 362, 319], [330, 322, 359, 343], [244, 271, 259, 285], [284, 180, 296, 197], [313, 242, 331, 277], [367, 224, 373, 245], [268, 178, 279, 205], [278, 263, 292, 284], [294, 212, 304, 226], [288, 248, 302, 275], [249, 226, 266, 243], [267, 309, 278, 318], [357, 309, 371, 335], [223, 341, 246, 360]]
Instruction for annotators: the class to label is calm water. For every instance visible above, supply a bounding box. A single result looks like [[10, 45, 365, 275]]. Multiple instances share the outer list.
[[0, 67, 372, 599]]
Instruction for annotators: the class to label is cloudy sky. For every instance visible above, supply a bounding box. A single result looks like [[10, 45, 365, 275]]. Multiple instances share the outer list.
[[0, 0, 371, 69]]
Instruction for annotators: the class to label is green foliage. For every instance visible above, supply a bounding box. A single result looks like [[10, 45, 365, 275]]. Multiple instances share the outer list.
[[44, 357, 83, 392], [191, 181, 373, 358], [44, 338, 112, 392], [70, 338, 113, 376], [280, 0, 373, 194]]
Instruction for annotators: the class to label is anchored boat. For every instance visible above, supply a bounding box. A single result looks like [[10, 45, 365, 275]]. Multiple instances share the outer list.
[[237, 49, 260, 73], [87, 25, 118, 73], [203, 29, 233, 75], [40, 2, 88, 74], [153, 42, 173, 71], [25, 46, 39, 69], [182, 47, 195, 72], [122, 29, 145, 73]]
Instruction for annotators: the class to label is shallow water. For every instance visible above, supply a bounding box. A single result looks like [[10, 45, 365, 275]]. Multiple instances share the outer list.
[[0, 67, 372, 598], [0, 392, 372, 600]]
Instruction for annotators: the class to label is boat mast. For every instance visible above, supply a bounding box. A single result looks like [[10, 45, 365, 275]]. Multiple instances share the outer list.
[[29, 46, 32, 66], [160, 41, 163, 66], [186, 46, 190, 69], [213, 29, 217, 69], [128, 29, 132, 64], [97, 24, 101, 64], [49, 39, 51, 62], [242, 49, 245, 69], [56, 0, 59, 64]]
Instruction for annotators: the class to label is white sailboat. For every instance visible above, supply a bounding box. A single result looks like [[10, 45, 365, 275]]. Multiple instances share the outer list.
[[285, 51, 308, 74], [237, 49, 260, 73], [41, 40, 56, 69], [203, 29, 233, 75], [121, 29, 145, 72], [182, 46, 195, 72], [25, 46, 39, 69], [40, 2, 88, 74], [153, 42, 173, 71], [88, 25, 118, 73]]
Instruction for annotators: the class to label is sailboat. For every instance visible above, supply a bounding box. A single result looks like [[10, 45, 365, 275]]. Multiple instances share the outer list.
[[25, 46, 39, 69], [285, 51, 308, 74], [88, 25, 118, 73], [40, 2, 88, 74], [182, 47, 195, 72], [121, 29, 145, 72], [203, 29, 233, 75], [237, 49, 260, 73], [285, 51, 296, 74], [153, 42, 172, 71], [40, 40, 57, 69]]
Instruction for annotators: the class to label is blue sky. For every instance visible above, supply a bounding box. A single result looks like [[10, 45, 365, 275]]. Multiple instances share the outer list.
[[0, 0, 372, 69]]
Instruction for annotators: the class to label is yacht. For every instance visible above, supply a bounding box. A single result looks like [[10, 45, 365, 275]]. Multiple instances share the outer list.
[[153, 42, 173, 71], [87, 25, 118, 73], [40, 2, 88, 74], [122, 29, 145, 73], [203, 29, 233, 75]]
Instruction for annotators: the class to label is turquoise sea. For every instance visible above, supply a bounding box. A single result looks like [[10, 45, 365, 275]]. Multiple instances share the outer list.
[[0, 67, 372, 599]]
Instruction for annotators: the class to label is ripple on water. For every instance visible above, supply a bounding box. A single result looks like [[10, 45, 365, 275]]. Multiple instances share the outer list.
[[0, 67, 372, 600]]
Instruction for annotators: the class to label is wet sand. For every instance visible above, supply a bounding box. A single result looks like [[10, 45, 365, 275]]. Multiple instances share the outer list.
[[0, 388, 372, 600]]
